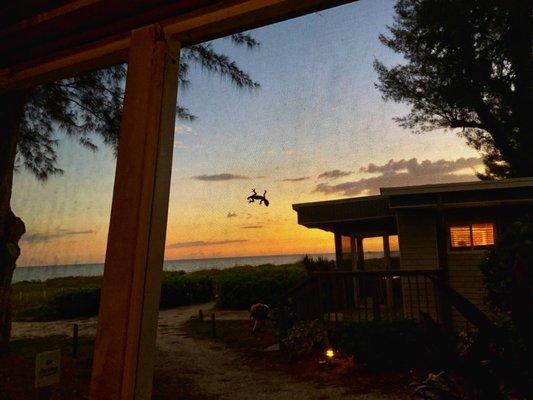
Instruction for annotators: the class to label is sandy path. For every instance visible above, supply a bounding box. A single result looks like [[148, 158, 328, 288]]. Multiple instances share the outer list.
[[12, 304, 399, 400]]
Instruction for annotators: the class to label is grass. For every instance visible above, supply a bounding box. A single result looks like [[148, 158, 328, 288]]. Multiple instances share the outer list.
[[0, 335, 94, 399]]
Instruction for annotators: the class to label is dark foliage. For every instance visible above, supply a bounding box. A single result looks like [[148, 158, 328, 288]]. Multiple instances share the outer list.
[[160, 274, 214, 308], [375, 0, 533, 179], [301, 255, 336, 274], [48, 287, 101, 319], [480, 218, 533, 314], [215, 265, 307, 309], [331, 319, 428, 372], [17, 274, 215, 321], [280, 319, 324, 359], [16, 33, 260, 181]]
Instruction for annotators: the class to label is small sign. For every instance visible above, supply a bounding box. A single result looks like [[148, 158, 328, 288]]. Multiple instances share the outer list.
[[35, 349, 61, 388]]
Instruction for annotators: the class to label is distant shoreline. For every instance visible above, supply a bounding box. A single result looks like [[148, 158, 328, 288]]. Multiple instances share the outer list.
[[17, 252, 336, 269], [13, 251, 398, 283]]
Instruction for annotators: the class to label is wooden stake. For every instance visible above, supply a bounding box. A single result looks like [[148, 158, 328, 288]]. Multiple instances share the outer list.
[[72, 324, 78, 358]]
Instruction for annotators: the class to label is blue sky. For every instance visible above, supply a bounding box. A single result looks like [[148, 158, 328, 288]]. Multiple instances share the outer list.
[[12, 0, 481, 266]]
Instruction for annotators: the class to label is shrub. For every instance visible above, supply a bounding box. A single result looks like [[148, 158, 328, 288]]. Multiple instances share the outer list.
[[301, 255, 335, 274], [215, 264, 307, 309], [480, 218, 533, 314], [281, 319, 324, 359], [47, 287, 101, 320], [331, 319, 427, 372], [160, 274, 214, 308]]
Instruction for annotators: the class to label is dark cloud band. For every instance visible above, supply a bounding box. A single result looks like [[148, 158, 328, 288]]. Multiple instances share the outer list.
[[314, 157, 482, 197]]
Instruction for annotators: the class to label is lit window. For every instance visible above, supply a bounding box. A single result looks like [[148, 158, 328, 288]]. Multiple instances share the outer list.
[[449, 223, 495, 250]]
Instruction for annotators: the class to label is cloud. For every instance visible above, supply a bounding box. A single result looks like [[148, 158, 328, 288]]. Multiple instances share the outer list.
[[227, 212, 237, 218], [166, 239, 248, 249], [192, 173, 249, 181], [313, 157, 482, 197], [282, 176, 311, 182], [22, 229, 95, 244], [318, 169, 353, 180], [240, 225, 263, 229], [174, 140, 186, 149], [175, 124, 193, 135]]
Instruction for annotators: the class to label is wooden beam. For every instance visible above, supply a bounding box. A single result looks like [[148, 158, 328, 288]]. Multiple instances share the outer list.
[[383, 235, 394, 307], [383, 235, 391, 269], [0, 0, 356, 91], [356, 236, 364, 270], [334, 233, 342, 268], [89, 24, 179, 400]]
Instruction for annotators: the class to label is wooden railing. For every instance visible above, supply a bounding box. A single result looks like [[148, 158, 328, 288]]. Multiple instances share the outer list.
[[279, 269, 445, 327]]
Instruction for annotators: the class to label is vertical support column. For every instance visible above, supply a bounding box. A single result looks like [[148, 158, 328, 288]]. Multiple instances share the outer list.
[[356, 236, 365, 270], [435, 198, 452, 329], [383, 235, 394, 308], [334, 233, 342, 269], [90, 25, 180, 400], [350, 236, 356, 271]]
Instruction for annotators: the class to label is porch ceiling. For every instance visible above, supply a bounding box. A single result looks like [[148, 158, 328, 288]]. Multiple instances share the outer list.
[[0, 0, 357, 90]]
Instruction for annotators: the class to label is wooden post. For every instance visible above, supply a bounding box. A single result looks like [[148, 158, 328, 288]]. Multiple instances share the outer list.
[[350, 236, 356, 271], [89, 25, 180, 400], [211, 313, 216, 338], [334, 233, 342, 268], [72, 324, 78, 358], [435, 198, 452, 329], [383, 235, 394, 308], [356, 236, 365, 270]]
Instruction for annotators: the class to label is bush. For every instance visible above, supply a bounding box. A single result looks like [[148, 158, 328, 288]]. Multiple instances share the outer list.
[[215, 264, 307, 309], [301, 255, 335, 273], [46, 287, 101, 320], [160, 274, 214, 308], [480, 218, 533, 314], [18, 274, 215, 321], [281, 319, 324, 359], [331, 319, 427, 372]]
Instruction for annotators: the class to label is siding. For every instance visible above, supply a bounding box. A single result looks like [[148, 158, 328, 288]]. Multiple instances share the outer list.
[[397, 210, 440, 321], [447, 251, 489, 329]]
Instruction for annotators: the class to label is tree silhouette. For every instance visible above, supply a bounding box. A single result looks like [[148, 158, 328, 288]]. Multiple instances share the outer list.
[[374, 0, 532, 179], [0, 33, 259, 352]]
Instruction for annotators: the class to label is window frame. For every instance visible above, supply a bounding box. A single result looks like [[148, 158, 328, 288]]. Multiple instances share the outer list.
[[448, 221, 496, 252]]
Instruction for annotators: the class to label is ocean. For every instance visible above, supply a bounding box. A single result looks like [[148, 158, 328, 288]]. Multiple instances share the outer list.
[[12, 252, 391, 283]]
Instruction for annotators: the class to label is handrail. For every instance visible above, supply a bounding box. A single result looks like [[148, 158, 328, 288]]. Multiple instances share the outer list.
[[312, 269, 444, 277], [279, 268, 446, 329]]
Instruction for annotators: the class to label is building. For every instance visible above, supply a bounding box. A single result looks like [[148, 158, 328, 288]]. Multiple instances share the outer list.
[[292, 178, 533, 328]]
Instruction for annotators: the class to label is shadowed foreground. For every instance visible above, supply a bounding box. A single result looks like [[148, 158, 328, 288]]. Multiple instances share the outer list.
[[5, 303, 403, 399]]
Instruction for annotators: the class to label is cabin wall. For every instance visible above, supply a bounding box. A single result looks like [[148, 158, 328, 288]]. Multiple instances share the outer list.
[[397, 205, 531, 330], [396, 210, 440, 321]]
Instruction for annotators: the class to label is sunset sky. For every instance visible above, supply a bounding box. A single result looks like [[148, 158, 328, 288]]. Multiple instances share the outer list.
[[12, 0, 483, 267]]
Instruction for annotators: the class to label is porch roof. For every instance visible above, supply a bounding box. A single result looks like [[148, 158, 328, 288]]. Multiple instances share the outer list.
[[292, 195, 396, 235], [382, 177, 533, 209], [292, 178, 533, 234]]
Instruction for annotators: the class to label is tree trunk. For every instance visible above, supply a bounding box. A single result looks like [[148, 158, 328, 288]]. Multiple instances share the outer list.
[[0, 91, 28, 355]]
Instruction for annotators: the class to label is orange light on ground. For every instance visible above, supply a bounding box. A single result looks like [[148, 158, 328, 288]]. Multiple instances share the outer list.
[[325, 348, 334, 358]]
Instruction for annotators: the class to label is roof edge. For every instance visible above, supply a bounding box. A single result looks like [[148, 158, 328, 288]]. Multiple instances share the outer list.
[[380, 177, 533, 196], [292, 194, 386, 210]]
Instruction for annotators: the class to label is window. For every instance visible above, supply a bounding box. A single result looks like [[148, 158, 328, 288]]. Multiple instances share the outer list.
[[449, 223, 495, 250]]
